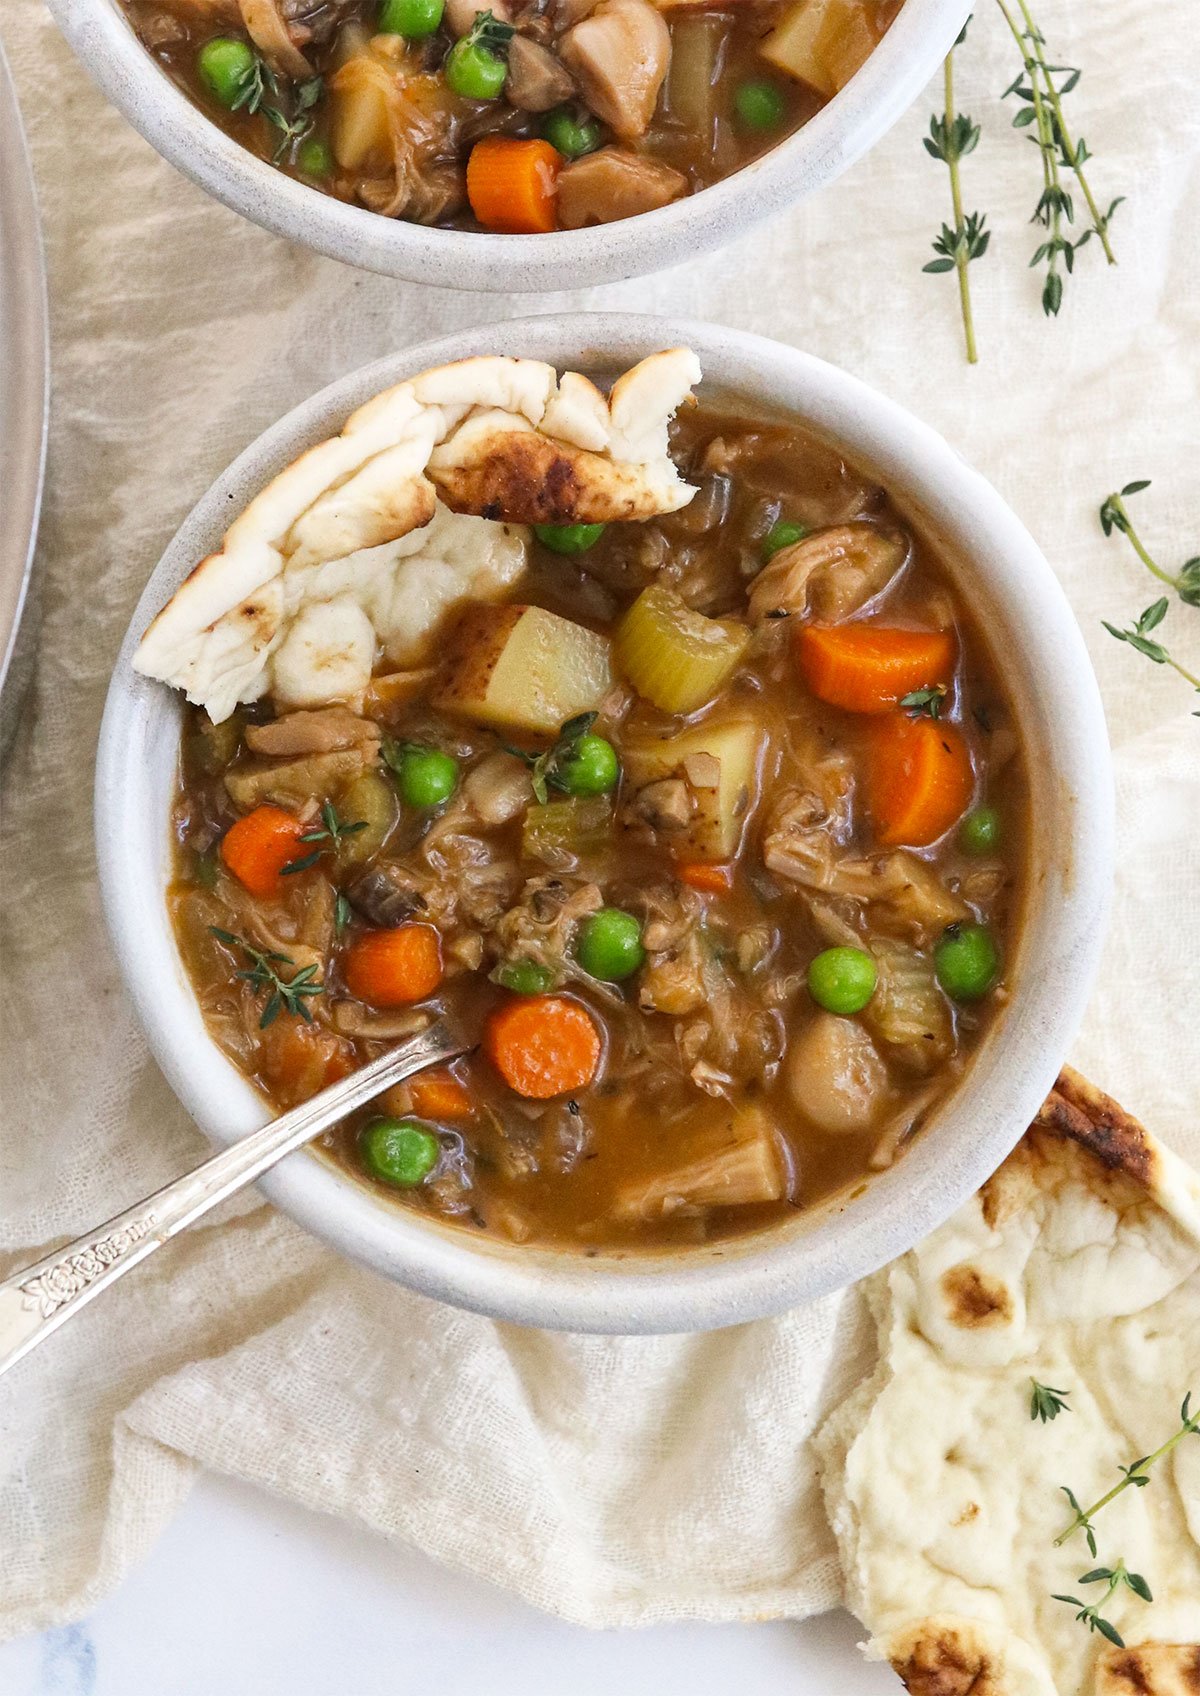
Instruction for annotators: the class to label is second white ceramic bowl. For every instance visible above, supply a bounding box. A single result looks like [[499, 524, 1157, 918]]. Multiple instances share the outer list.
[[49, 0, 970, 291], [96, 314, 1114, 1332]]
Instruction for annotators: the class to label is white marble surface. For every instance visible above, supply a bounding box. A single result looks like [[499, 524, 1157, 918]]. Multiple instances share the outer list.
[[0, 1473, 896, 1694]]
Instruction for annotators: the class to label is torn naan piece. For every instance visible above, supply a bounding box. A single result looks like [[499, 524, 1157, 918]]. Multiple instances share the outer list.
[[818, 1068, 1200, 1696], [133, 349, 701, 721]]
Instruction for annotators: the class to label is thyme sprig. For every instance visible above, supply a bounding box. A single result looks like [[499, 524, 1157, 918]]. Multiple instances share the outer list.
[[1030, 1379, 1071, 1423], [1052, 1560, 1152, 1650], [462, 9, 515, 55], [209, 927, 325, 1028], [995, 0, 1119, 315], [1055, 1391, 1200, 1551], [923, 25, 988, 363], [282, 801, 367, 875], [503, 712, 598, 805], [225, 54, 322, 163], [1100, 482, 1200, 606]]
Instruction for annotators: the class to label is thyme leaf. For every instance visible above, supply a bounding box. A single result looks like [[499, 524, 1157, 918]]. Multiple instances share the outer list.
[[1055, 1391, 1200, 1547], [923, 24, 987, 363], [900, 685, 948, 719], [282, 801, 367, 873], [1030, 1379, 1071, 1423], [1052, 1559, 1152, 1649], [503, 712, 598, 805]]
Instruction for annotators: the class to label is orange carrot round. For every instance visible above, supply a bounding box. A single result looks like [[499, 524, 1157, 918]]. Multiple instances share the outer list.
[[408, 1069, 473, 1121], [864, 713, 975, 847], [677, 861, 734, 894], [795, 623, 957, 714], [220, 804, 307, 897], [467, 137, 561, 234], [485, 995, 602, 1099], [343, 925, 443, 1007]]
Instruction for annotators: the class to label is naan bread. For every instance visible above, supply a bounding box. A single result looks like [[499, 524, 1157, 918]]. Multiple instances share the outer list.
[[818, 1069, 1200, 1696], [134, 349, 701, 721]]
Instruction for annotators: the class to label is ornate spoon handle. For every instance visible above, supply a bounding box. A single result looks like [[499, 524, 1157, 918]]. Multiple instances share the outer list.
[[0, 1018, 467, 1378]]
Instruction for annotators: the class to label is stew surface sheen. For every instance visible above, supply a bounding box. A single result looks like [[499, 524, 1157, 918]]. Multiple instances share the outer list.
[[170, 399, 1027, 1253], [121, 0, 900, 231]]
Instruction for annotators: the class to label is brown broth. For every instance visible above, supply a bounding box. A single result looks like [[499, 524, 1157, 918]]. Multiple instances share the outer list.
[[168, 399, 1028, 1253]]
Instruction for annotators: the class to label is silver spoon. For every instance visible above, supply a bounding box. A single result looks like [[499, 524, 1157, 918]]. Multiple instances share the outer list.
[[0, 1017, 469, 1378]]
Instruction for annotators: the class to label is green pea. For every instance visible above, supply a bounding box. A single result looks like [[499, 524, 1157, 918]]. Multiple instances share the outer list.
[[934, 924, 1000, 1002], [541, 106, 602, 160], [762, 518, 809, 560], [534, 522, 607, 556], [494, 959, 556, 995], [734, 79, 787, 131], [395, 746, 459, 809], [807, 947, 878, 1015], [576, 907, 644, 982], [959, 805, 1001, 856], [379, 0, 445, 35], [557, 734, 619, 796], [444, 37, 508, 99], [296, 136, 334, 178], [197, 37, 258, 109], [359, 1117, 440, 1187]]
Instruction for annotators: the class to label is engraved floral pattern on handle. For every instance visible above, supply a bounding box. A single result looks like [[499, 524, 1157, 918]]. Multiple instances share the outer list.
[[19, 1214, 159, 1318]]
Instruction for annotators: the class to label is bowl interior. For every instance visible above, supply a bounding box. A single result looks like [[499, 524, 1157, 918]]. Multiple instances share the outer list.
[[51, 0, 972, 290], [96, 313, 1113, 1331]]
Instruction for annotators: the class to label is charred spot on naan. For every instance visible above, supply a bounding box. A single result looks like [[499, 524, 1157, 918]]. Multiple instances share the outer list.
[[1096, 1643, 1200, 1696], [887, 1617, 1007, 1696], [1034, 1064, 1158, 1189], [939, 1263, 1015, 1329]]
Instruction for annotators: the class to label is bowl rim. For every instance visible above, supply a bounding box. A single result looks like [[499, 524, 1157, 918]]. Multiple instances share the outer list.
[[95, 311, 1115, 1333], [48, 0, 972, 291]]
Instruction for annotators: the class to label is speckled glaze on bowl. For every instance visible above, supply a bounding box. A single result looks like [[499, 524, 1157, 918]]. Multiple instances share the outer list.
[[49, 0, 970, 291], [96, 314, 1114, 1333]]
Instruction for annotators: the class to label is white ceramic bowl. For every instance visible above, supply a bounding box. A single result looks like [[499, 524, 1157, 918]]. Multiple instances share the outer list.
[[96, 313, 1114, 1332], [49, 0, 969, 292]]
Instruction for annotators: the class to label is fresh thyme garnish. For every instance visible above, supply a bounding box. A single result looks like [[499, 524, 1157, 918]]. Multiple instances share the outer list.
[[900, 685, 947, 719], [1055, 1391, 1200, 1550], [995, 0, 1119, 316], [504, 712, 598, 805], [208, 927, 325, 1028], [1103, 602, 1200, 710], [282, 801, 367, 874], [334, 891, 352, 935], [923, 23, 988, 364], [463, 8, 515, 53], [1030, 1379, 1071, 1423], [225, 55, 322, 163], [1052, 1560, 1152, 1649], [1100, 482, 1200, 606]]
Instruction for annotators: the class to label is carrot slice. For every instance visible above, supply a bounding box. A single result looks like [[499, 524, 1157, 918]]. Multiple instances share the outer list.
[[677, 861, 734, 894], [467, 137, 561, 234], [795, 624, 956, 714], [261, 1017, 353, 1103], [864, 713, 975, 847], [343, 925, 443, 1007], [220, 804, 307, 897], [408, 1069, 473, 1121], [485, 995, 602, 1100]]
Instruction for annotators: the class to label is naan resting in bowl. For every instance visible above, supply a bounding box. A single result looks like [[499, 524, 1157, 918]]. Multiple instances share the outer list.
[[818, 1068, 1200, 1696], [134, 349, 701, 722]]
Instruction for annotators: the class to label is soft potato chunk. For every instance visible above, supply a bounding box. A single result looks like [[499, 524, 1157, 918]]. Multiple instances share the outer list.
[[330, 54, 396, 173], [434, 604, 613, 735], [761, 0, 883, 97], [624, 719, 764, 862], [614, 1103, 785, 1219]]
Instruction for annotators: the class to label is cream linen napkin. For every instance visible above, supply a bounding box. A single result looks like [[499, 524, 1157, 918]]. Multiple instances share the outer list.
[[1, 0, 1197, 1640]]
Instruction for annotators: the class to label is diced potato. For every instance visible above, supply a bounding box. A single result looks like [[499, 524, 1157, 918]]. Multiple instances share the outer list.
[[624, 719, 764, 862], [435, 604, 612, 736], [761, 0, 882, 97], [614, 1104, 785, 1219], [614, 584, 750, 714], [330, 55, 396, 173]]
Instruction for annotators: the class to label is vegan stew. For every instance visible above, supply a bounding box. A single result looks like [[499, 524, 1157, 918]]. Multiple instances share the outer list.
[[120, 0, 900, 230], [169, 400, 1026, 1251]]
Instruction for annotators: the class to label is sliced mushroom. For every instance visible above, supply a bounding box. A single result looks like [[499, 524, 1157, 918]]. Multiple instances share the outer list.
[[559, 0, 671, 139], [504, 34, 576, 110], [238, 0, 313, 79], [331, 1001, 431, 1040], [244, 707, 382, 759], [346, 864, 431, 928], [747, 522, 908, 624]]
